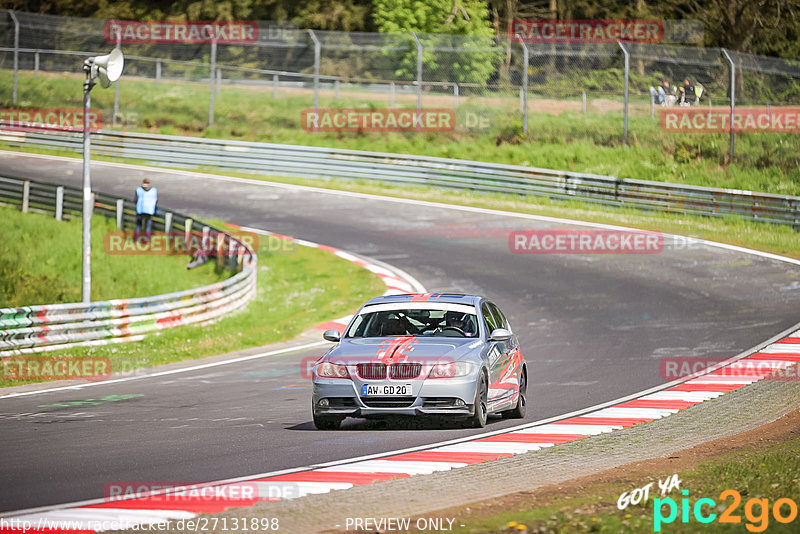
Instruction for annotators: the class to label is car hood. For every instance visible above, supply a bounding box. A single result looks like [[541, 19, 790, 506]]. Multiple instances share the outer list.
[[324, 336, 481, 365]]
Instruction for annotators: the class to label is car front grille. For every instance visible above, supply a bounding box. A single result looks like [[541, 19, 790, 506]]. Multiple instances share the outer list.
[[361, 397, 416, 408], [357, 363, 387, 380], [390, 363, 421, 379], [357, 362, 422, 380]]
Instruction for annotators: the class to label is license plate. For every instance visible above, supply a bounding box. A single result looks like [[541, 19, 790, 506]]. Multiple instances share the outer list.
[[361, 384, 412, 396]]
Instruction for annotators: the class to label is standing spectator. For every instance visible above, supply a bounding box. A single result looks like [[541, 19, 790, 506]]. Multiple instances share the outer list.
[[678, 78, 696, 106], [135, 178, 158, 240]]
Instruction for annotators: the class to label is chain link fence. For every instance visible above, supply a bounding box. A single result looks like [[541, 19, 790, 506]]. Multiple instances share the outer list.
[[1, 9, 800, 158]]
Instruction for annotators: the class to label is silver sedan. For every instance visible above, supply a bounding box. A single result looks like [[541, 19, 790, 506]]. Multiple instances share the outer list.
[[311, 294, 527, 430]]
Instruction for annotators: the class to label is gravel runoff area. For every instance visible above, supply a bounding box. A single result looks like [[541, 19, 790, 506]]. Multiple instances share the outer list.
[[141, 368, 800, 534]]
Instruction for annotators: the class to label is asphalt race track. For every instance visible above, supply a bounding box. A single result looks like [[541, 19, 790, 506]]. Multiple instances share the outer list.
[[2, 152, 800, 513]]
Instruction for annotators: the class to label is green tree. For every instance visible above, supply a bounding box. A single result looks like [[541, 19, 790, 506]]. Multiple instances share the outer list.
[[372, 0, 499, 84]]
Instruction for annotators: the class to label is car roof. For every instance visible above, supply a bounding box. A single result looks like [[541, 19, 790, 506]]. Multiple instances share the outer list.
[[363, 293, 484, 306]]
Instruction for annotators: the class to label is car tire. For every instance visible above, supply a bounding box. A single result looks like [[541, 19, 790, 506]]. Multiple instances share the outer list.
[[313, 414, 342, 430], [504, 369, 527, 419], [466, 374, 488, 428]]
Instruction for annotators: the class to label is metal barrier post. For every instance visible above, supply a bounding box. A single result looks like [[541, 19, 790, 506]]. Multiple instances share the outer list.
[[453, 83, 458, 107], [113, 79, 120, 125], [185, 218, 193, 244], [334, 79, 339, 100], [516, 35, 529, 134], [10, 10, 19, 105], [155, 58, 161, 87], [650, 94, 655, 119], [164, 212, 172, 234], [308, 30, 320, 114], [273, 74, 278, 98], [116, 199, 124, 229], [390, 81, 395, 106], [618, 41, 629, 142], [208, 39, 217, 127], [22, 180, 29, 212], [216, 67, 222, 94], [582, 90, 587, 114], [34, 51, 39, 76], [411, 32, 422, 114], [721, 49, 736, 158], [55, 186, 63, 220], [217, 233, 225, 268]]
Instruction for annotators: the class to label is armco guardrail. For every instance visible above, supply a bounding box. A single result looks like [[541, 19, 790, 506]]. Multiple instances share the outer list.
[[0, 175, 257, 354], [1, 129, 799, 228]]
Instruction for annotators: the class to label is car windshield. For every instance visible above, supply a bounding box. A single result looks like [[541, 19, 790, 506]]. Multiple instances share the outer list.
[[346, 304, 479, 338]]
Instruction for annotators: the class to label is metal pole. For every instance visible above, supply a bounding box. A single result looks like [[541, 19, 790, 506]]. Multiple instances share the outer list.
[[721, 49, 735, 158], [156, 58, 161, 87], [618, 41, 629, 142], [411, 32, 422, 114], [454, 83, 458, 107], [334, 79, 339, 100], [390, 82, 395, 106], [216, 67, 222, 94], [307, 30, 320, 113], [650, 94, 655, 119], [81, 68, 93, 303], [10, 10, 19, 105], [273, 74, 278, 98], [113, 79, 120, 125], [34, 51, 39, 76], [55, 186, 63, 221], [208, 39, 217, 127], [516, 35, 529, 134], [582, 90, 587, 114]]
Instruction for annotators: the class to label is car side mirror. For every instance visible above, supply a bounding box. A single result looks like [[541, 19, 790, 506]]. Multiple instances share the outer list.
[[489, 328, 512, 342], [323, 329, 341, 342]]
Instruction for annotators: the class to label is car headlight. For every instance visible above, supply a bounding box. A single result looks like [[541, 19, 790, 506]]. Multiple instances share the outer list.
[[427, 361, 473, 379], [315, 362, 351, 379]]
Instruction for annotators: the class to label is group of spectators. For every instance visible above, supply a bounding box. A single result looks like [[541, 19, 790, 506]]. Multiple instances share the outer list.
[[649, 78, 702, 107]]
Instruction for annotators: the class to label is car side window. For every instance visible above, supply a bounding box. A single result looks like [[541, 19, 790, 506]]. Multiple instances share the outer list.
[[481, 302, 499, 336], [489, 303, 511, 332]]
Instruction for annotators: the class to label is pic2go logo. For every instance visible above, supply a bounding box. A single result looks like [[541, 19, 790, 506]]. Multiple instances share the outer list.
[[654, 489, 799, 532]]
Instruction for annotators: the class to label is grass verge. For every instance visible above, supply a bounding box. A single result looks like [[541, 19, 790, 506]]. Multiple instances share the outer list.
[[1, 211, 386, 388], [441, 424, 800, 533], [3, 70, 799, 195], [0, 205, 228, 306]]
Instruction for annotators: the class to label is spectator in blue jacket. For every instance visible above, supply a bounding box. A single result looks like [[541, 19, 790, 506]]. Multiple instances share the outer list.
[[134, 178, 158, 239]]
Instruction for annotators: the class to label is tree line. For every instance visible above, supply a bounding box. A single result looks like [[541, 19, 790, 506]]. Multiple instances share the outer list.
[[2, 0, 797, 59]]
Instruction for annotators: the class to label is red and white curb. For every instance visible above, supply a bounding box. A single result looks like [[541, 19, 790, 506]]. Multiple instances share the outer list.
[[231, 225, 425, 333], [3, 330, 798, 532]]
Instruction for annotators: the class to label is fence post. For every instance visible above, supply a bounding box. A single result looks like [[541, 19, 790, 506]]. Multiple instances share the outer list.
[[164, 212, 172, 234], [390, 81, 395, 106], [55, 186, 63, 221], [650, 94, 655, 119], [334, 79, 339, 100], [216, 68, 222, 94], [307, 30, 320, 114], [582, 90, 587, 114], [411, 32, 423, 114], [185, 218, 193, 244], [208, 38, 217, 127], [9, 10, 19, 105], [155, 58, 161, 87], [21, 180, 29, 213], [516, 35, 529, 134], [618, 41, 629, 142], [34, 51, 39, 76], [116, 199, 124, 229], [453, 83, 459, 107], [721, 49, 735, 158]]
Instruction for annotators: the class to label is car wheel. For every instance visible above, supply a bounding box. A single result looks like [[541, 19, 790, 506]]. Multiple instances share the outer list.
[[504, 369, 527, 419], [313, 413, 342, 430], [466, 374, 488, 428]]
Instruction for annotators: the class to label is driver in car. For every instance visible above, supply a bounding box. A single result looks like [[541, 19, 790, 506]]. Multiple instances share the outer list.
[[440, 311, 475, 337]]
